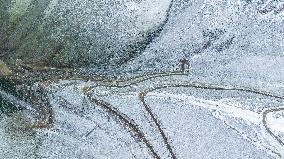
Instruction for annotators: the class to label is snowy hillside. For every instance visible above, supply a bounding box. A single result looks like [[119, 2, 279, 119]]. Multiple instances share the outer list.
[[0, 0, 171, 67], [123, 0, 284, 87], [1, 0, 284, 159]]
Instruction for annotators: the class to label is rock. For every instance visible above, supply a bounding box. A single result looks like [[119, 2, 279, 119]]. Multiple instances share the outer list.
[[0, 60, 12, 76]]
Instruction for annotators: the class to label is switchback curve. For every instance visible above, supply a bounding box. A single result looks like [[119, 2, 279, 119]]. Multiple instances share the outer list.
[[139, 83, 284, 158], [3, 68, 284, 158], [263, 108, 284, 147]]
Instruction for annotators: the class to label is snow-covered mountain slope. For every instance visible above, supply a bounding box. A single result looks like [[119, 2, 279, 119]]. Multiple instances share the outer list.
[[123, 0, 284, 90], [1, 0, 284, 158], [2, 73, 283, 158], [0, 0, 171, 67]]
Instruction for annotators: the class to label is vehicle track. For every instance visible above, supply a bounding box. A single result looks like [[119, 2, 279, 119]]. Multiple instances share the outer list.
[[139, 83, 284, 158], [2, 71, 185, 158], [55, 95, 152, 157], [84, 92, 161, 159], [139, 91, 177, 159], [88, 72, 187, 88], [3, 69, 284, 158], [263, 108, 284, 146]]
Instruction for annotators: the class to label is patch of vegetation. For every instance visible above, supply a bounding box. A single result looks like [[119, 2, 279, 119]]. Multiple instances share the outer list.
[[0, 96, 20, 114], [46, 41, 71, 67], [9, 13, 22, 28], [0, 77, 24, 114]]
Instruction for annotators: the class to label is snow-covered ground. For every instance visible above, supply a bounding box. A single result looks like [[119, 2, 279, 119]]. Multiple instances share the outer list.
[[267, 111, 284, 134], [0, 73, 283, 158], [1, 0, 284, 158], [122, 0, 284, 92], [1, 71, 284, 159], [146, 91, 284, 158]]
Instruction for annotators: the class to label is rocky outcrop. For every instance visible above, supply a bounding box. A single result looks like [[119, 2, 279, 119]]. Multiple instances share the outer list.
[[0, 60, 12, 75]]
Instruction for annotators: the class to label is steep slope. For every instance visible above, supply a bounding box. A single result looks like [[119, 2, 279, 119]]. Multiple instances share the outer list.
[[124, 0, 284, 88], [0, 0, 171, 68]]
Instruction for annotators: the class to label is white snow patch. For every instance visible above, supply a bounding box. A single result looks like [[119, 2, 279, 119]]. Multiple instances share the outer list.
[[267, 111, 284, 133], [148, 92, 261, 125]]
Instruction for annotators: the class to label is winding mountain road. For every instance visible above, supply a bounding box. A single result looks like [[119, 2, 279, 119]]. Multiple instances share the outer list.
[[139, 82, 284, 158], [2, 70, 284, 158]]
